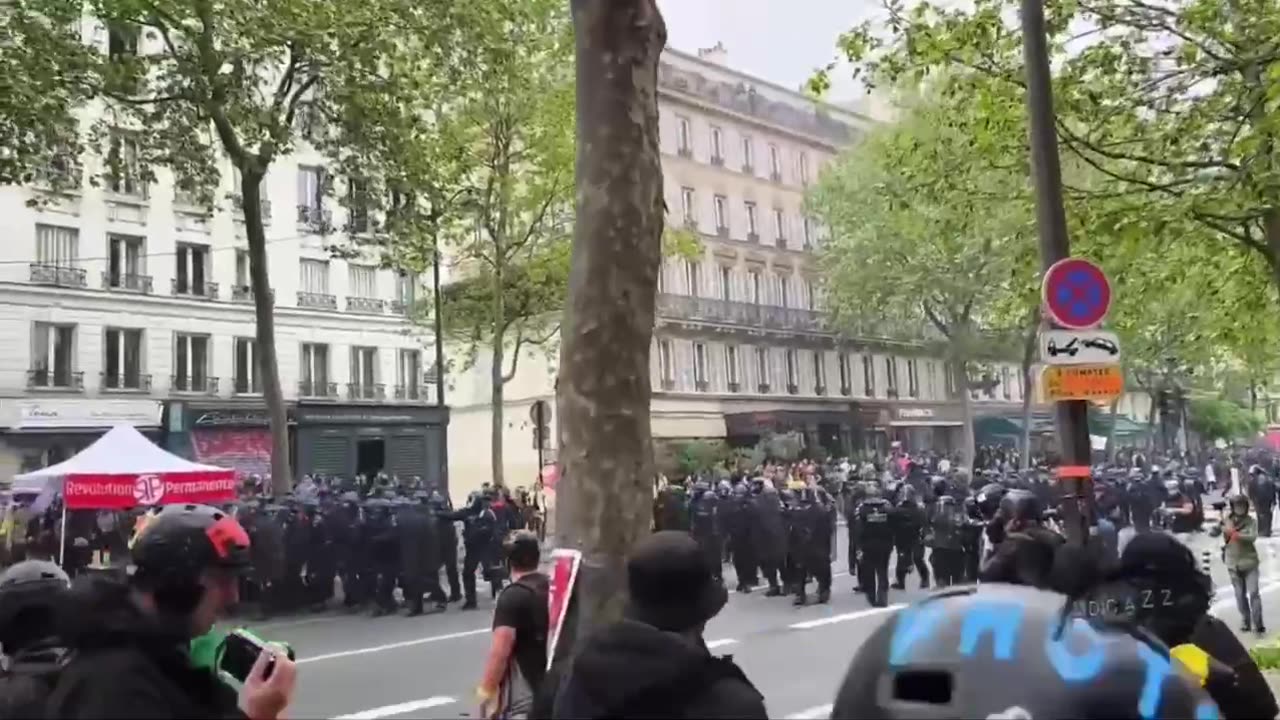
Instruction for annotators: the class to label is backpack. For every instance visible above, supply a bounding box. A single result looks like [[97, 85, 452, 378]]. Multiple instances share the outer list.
[[0, 646, 72, 719]]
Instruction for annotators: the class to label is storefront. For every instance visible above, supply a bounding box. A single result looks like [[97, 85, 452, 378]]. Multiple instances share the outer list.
[[165, 402, 289, 481], [887, 404, 966, 454], [0, 398, 162, 480], [294, 404, 449, 490], [723, 409, 854, 457]]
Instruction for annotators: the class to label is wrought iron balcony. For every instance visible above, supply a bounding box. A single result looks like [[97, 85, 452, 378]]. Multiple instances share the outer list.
[[230, 194, 272, 220], [655, 293, 825, 333], [296, 204, 332, 231], [787, 383, 800, 395], [815, 384, 827, 396], [30, 263, 87, 288], [727, 381, 741, 393], [233, 376, 263, 395], [103, 271, 153, 293], [171, 375, 218, 395], [758, 382, 771, 393], [101, 372, 151, 392], [388, 299, 412, 316], [231, 285, 274, 304], [297, 291, 337, 309], [347, 296, 385, 314], [695, 380, 709, 392], [394, 384, 427, 402], [171, 279, 218, 299], [347, 382, 386, 401], [298, 380, 338, 398], [27, 369, 84, 391]]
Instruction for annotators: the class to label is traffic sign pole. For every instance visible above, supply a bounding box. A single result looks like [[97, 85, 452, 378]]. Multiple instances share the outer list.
[[1021, 0, 1094, 548]]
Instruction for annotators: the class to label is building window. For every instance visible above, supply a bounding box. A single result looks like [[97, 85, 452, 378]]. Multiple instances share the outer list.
[[748, 271, 762, 304], [769, 144, 782, 180], [398, 349, 422, 399], [680, 186, 696, 226], [756, 347, 770, 391], [693, 343, 708, 389], [301, 258, 330, 293], [785, 349, 798, 392], [926, 361, 937, 399], [235, 249, 249, 288], [234, 337, 260, 394], [744, 201, 758, 238], [351, 346, 378, 398], [676, 115, 691, 155], [107, 21, 138, 59], [685, 260, 701, 297], [174, 243, 210, 295], [777, 274, 790, 307], [838, 352, 851, 394], [349, 264, 377, 298], [36, 224, 79, 267], [173, 333, 210, 391], [863, 355, 876, 397], [726, 345, 740, 389], [710, 126, 724, 163], [773, 208, 786, 245], [907, 358, 920, 398], [805, 279, 817, 310], [107, 234, 144, 290], [300, 343, 330, 395], [813, 350, 826, 392], [31, 323, 75, 388], [885, 357, 899, 395], [803, 217, 815, 248], [659, 340, 674, 387], [713, 194, 728, 232], [799, 152, 810, 185], [1002, 366, 1012, 400], [106, 130, 144, 197], [946, 362, 958, 397], [395, 273, 416, 307], [297, 166, 325, 227], [742, 136, 755, 171], [103, 328, 143, 390], [718, 266, 732, 301], [347, 177, 370, 233]]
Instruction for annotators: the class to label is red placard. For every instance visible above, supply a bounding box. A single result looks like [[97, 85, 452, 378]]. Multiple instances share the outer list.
[[1042, 258, 1112, 330], [546, 548, 582, 669], [64, 471, 237, 509]]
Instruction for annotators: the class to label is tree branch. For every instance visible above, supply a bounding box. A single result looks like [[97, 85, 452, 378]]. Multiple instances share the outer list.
[[192, 0, 246, 164], [502, 330, 527, 384]]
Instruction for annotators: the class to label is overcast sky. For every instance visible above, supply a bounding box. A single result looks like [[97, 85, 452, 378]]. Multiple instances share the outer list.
[[655, 0, 878, 100]]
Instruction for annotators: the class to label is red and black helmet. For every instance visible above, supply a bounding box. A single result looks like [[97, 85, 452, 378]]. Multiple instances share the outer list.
[[131, 504, 250, 589]]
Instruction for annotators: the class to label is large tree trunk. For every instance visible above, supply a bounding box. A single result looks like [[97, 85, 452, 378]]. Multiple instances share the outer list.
[[1019, 314, 1039, 469], [555, 0, 666, 651], [491, 330, 506, 487], [955, 358, 976, 470], [241, 171, 293, 495]]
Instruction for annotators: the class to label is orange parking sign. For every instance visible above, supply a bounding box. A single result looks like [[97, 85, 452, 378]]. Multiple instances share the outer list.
[[1042, 364, 1123, 401]]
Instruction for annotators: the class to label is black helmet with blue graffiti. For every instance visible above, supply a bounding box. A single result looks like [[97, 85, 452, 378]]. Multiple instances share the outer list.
[[832, 583, 1217, 720]]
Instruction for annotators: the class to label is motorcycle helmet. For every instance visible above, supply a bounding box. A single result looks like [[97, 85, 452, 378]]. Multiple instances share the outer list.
[[0, 560, 70, 652], [833, 584, 1218, 720], [130, 503, 250, 615]]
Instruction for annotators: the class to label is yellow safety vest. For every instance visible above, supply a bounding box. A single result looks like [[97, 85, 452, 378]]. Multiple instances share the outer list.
[[1171, 643, 1210, 687]]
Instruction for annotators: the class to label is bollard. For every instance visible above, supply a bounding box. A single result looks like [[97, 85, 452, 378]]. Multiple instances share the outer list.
[[1201, 549, 1212, 576]]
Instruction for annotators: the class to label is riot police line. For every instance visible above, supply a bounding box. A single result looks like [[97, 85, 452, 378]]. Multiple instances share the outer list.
[[0, 475, 545, 620]]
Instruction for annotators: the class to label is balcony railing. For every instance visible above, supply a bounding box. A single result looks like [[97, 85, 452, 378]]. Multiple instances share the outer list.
[[297, 291, 337, 309], [171, 279, 218, 299], [30, 264, 87, 288], [758, 382, 771, 393], [297, 204, 332, 231], [394, 384, 427, 402], [101, 372, 151, 392], [815, 384, 827, 396], [655, 294, 825, 333], [231, 285, 274, 304], [348, 382, 386, 401], [347, 296, 385, 314], [27, 369, 84, 391], [233, 377, 263, 395], [389, 299, 412, 316], [695, 380, 709, 392], [787, 383, 800, 395], [171, 375, 219, 395], [298, 380, 338, 398], [728, 381, 740, 393], [103, 272, 153, 293], [231, 194, 272, 221]]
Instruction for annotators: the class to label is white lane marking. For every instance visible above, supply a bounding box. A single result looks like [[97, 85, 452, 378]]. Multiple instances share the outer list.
[[299, 628, 489, 664], [332, 696, 456, 720], [706, 638, 738, 649], [786, 703, 833, 719], [789, 603, 906, 630]]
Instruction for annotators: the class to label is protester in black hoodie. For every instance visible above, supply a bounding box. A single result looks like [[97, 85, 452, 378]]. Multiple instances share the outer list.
[[550, 531, 767, 719], [0, 560, 72, 719], [45, 504, 296, 720]]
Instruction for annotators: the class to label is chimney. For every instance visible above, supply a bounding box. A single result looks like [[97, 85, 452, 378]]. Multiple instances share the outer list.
[[697, 42, 728, 66]]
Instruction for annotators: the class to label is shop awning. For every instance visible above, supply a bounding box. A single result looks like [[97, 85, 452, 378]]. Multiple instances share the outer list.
[[889, 420, 964, 427]]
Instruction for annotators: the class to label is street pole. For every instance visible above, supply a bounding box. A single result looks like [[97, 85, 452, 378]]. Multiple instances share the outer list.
[[1020, 0, 1094, 546]]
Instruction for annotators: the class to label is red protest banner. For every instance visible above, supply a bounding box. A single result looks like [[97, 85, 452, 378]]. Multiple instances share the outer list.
[[546, 548, 582, 669], [64, 471, 238, 510]]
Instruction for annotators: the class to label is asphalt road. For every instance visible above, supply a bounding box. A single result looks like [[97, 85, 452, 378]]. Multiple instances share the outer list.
[[241, 529, 1280, 720]]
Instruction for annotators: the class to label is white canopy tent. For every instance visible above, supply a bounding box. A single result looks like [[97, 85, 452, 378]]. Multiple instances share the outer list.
[[13, 424, 230, 490]]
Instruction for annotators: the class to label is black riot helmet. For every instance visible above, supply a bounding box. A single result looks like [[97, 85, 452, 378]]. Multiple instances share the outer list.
[[977, 483, 1006, 520], [833, 584, 1219, 720], [130, 503, 250, 616], [999, 489, 1044, 526], [862, 482, 882, 500], [0, 560, 70, 652]]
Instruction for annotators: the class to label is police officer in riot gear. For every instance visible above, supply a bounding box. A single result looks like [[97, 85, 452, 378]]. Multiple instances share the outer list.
[[926, 494, 967, 587], [753, 484, 787, 597], [854, 483, 894, 607], [690, 481, 723, 585], [726, 483, 758, 592], [890, 485, 930, 591]]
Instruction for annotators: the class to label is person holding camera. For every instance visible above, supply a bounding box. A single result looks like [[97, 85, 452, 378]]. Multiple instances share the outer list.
[[1221, 494, 1266, 635], [45, 504, 297, 719]]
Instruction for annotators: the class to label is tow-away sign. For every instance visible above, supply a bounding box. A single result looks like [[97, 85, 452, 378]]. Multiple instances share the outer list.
[[1039, 329, 1121, 366]]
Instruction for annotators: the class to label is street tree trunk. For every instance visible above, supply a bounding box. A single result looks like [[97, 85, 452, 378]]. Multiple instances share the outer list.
[[490, 330, 507, 488], [955, 358, 976, 470], [555, 0, 666, 648], [241, 170, 293, 495], [1019, 313, 1039, 469]]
